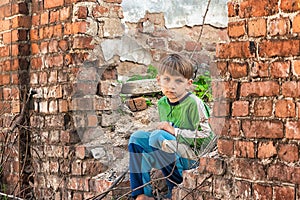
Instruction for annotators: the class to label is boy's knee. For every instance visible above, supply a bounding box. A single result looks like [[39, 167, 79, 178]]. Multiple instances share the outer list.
[[149, 130, 164, 148], [129, 130, 149, 144]]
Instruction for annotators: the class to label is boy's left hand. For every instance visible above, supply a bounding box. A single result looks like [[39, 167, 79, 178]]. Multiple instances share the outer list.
[[157, 122, 175, 135]]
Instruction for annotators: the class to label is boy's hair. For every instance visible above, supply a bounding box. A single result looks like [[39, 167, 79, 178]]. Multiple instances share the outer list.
[[158, 54, 194, 79]]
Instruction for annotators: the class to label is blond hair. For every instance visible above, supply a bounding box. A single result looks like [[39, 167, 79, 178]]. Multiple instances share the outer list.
[[158, 54, 194, 79]]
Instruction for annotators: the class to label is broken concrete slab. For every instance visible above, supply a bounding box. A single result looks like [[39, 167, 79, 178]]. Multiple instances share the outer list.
[[121, 79, 161, 95]]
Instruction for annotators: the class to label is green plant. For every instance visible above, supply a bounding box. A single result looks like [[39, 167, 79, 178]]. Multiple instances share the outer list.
[[127, 65, 158, 81], [193, 72, 212, 102], [145, 98, 152, 106]]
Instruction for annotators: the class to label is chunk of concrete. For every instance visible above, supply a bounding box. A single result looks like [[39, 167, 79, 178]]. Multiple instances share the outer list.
[[121, 79, 161, 95]]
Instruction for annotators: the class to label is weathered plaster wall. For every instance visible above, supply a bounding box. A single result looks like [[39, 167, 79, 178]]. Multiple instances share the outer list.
[[121, 0, 228, 28]]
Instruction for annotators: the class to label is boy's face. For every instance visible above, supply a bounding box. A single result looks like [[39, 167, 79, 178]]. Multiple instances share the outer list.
[[157, 72, 193, 103]]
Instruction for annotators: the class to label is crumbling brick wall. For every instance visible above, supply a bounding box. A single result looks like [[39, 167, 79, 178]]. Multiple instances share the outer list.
[[174, 0, 300, 199], [0, 0, 31, 196], [2, 0, 299, 199]]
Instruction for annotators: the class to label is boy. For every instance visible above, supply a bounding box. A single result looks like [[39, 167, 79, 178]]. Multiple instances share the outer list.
[[128, 54, 214, 200]]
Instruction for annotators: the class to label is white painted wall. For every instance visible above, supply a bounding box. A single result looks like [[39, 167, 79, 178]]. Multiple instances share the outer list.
[[121, 0, 228, 28]]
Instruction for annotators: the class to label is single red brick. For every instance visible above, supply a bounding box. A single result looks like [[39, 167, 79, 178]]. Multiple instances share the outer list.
[[233, 181, 252, 199], [11, 44, 19, 56], [228, 119, 241, 137], [59, 100, 69, 112], [92, 5, 109, 18], [232, 159, 266, 180], [292, 60, 300, 76], [228, 62, 248, 79], [60, 7, 71, 21], [50, 10, 60, 23], [234, 140, 255, 158], [31, 43, 40, 54], [270, 61, 290, 78], [248, 18, 267, 37], [253, 184, 273, 200], [216, 41, 255, 59], [48, 40, 58, 53], [1, 74, 10, 85], [250, 61, 269, 77], [30, 29, 39, 41], [218, 139, 234, 156], [73, 36, 93, 49], [40, 11, 48, 25], [258, 141, 277, 159], [254, 99, 273, 117], [293, 14, 300, 33], [71, 160, 82, 175], [0, 19, 10, 32], [239, 0, 278, 18], [31, 15, 39, 26], [44, 0, 64, 9], [242, 120, 284, 139], [11, 101, 20, 113], [58, 39, 69, 51], [278, 143, 299, 163], [281, 0, 300, 12], [282, 81, 300, 97], [274, 186, 295, 200], [259, 39, 300, 58], [31, 57, 43, 70], [232, 101, 249, 117], [228, 21, 246, 38], [275, 99, 296, 118], [227, 2, 238, 17], [77, 6, 88, 19], [53, 24, 63, 38], [240, 81, 280, 97], [126, 97, 148, 112], [75, 145, 88, 159], [268, 17, 290, 36]]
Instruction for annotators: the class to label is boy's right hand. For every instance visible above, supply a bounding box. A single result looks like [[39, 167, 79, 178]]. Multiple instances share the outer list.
[[157, 121, 175, 135]]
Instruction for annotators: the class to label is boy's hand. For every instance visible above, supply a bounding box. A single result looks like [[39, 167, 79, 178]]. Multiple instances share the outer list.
[[157, 122, 175, 135]]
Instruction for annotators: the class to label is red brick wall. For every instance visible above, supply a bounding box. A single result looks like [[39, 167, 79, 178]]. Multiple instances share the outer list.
[[0, 0, 123, 198], [0, 0, 31, 195], [207, 0, 300, 199]]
